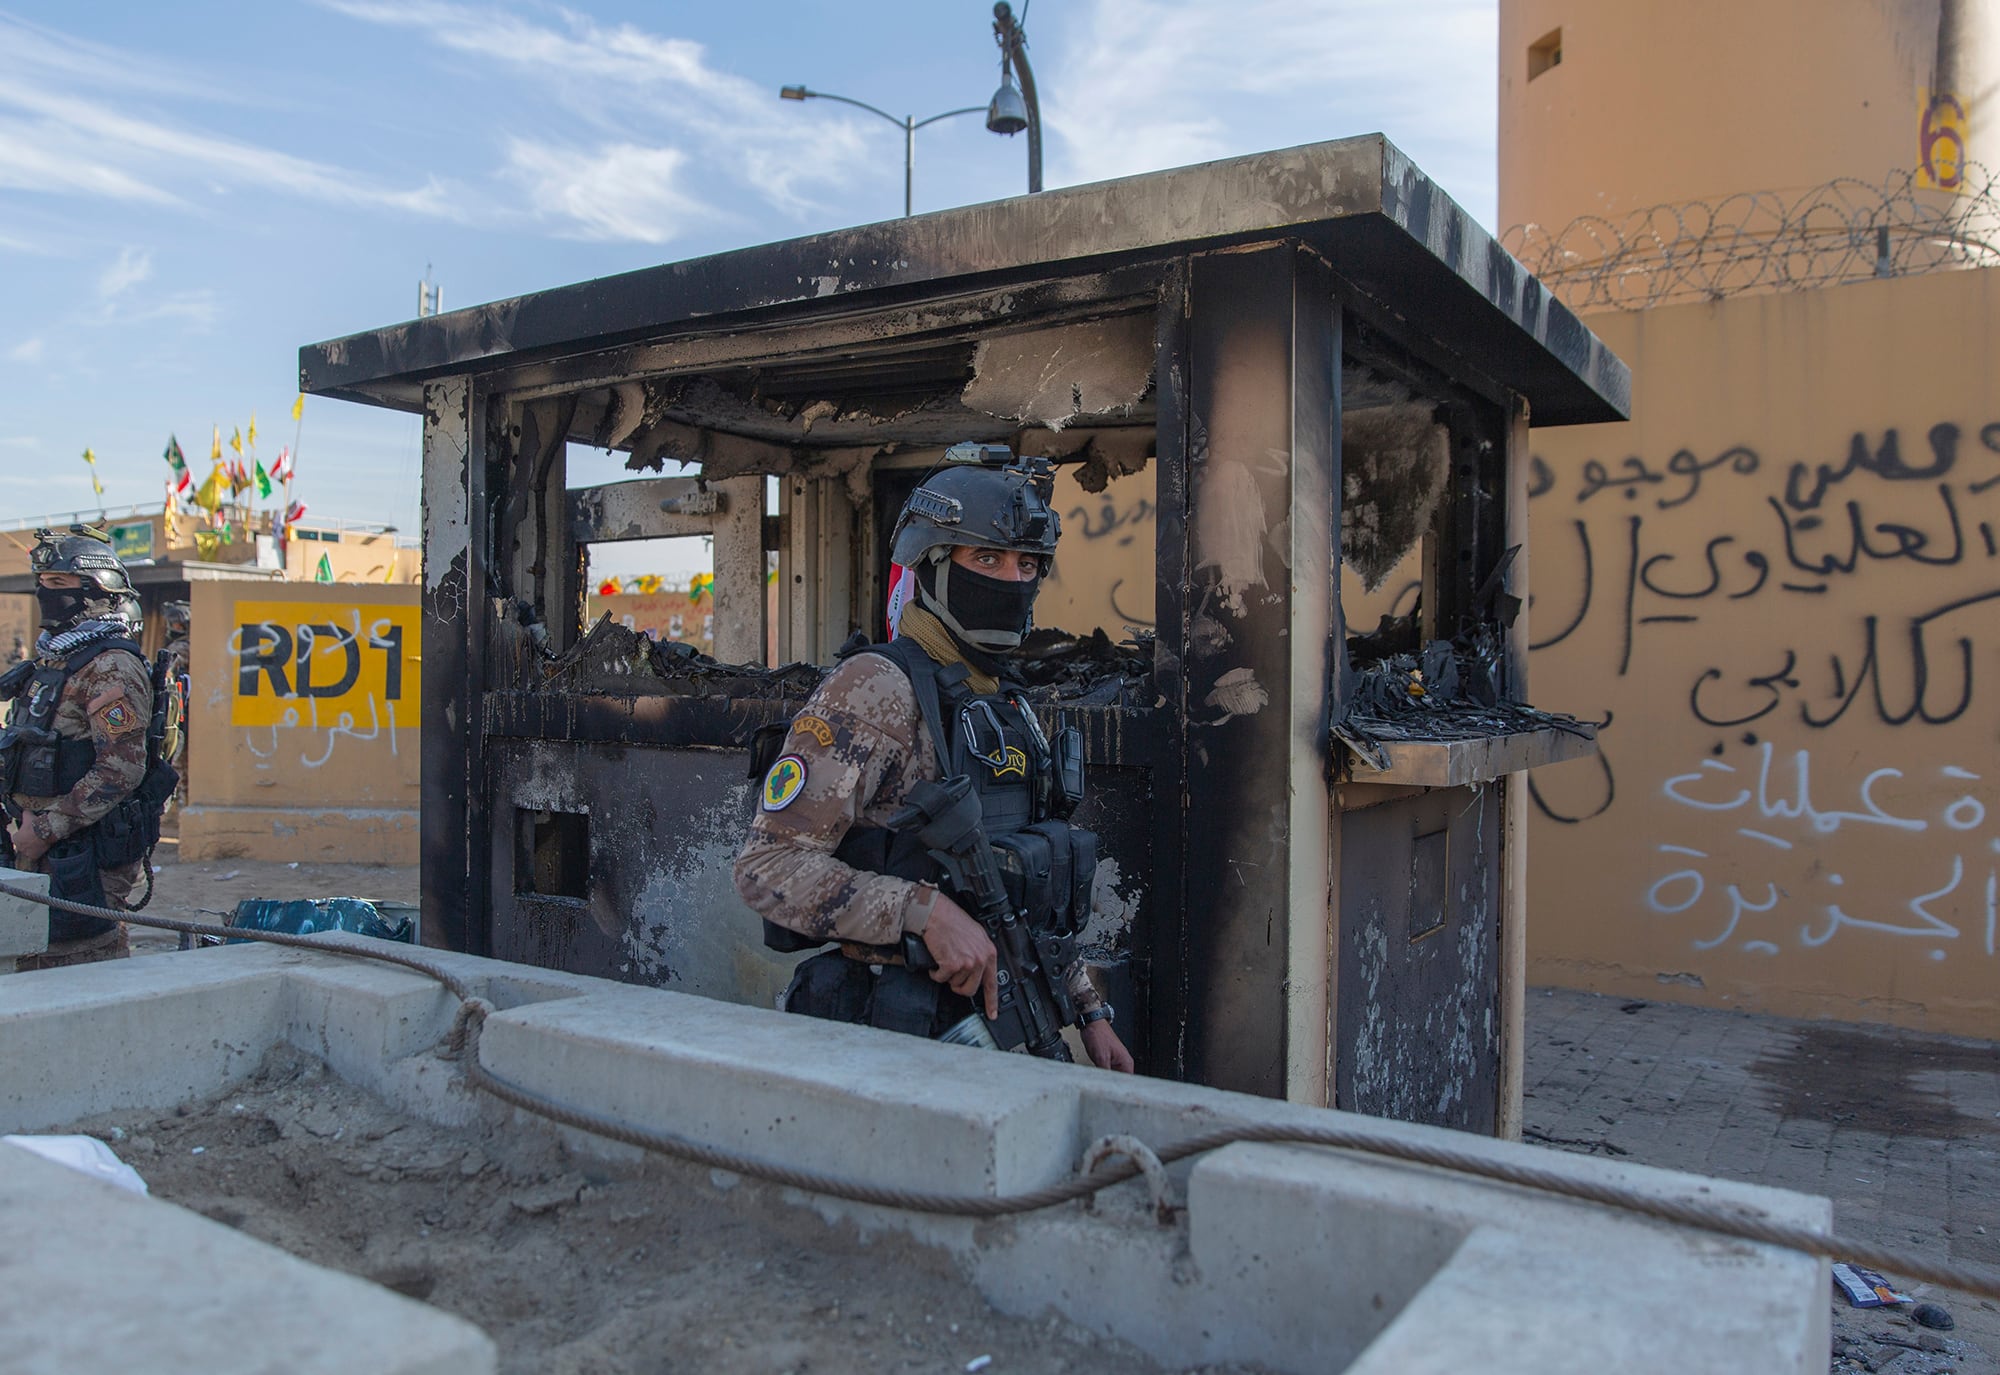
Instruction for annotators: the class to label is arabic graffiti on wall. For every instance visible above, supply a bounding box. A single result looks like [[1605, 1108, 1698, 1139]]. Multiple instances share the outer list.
[[230, 600, 421, 768], [1527, 376, 2000, 1025]]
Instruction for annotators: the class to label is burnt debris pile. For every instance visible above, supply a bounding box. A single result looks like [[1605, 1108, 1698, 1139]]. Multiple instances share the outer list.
[[1337, 622, 1595, 770], [1014, 628, 1157, 708], [541, 613, 1153, 710]]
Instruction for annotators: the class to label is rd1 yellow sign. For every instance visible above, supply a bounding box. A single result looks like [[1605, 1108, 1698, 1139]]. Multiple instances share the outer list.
[[231, 600, 421, 728]]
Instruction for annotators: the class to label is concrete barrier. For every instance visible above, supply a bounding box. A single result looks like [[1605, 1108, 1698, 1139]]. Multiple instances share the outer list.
[[0, 1142, 495, 1375], [0, 945, 1831, 1373], [0, 867, 48, 971]]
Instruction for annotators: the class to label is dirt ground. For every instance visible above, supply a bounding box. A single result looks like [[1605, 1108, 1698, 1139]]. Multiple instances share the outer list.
[[72, 1045, 1262, 1375]]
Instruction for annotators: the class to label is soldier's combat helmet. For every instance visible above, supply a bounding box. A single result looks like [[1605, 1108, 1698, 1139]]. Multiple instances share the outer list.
[[888, 442, 1060, 652], [30, 525, 141, 634], [164, 600, 192, 638]]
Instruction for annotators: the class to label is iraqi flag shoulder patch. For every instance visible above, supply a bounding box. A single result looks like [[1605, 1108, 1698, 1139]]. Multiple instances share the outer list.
[[762, 754, 808, 811]]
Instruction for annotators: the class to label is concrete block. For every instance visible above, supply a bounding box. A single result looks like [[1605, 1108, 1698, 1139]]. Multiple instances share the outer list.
[[1198, 1142, 1829, 1375], [479, 986, 1085, 1196], [0, 942, 1837, 1375], [0, 866, 48, 965], [0, 943, 292, 1132], [0, 1141, 494, 1375]]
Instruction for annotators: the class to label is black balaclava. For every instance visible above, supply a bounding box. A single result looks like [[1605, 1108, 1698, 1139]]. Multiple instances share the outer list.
[[36, 585, 91, 632], [915, 555, 1039, 666]]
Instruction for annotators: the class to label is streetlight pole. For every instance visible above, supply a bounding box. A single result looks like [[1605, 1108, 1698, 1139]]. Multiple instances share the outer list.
[[780, 86, 985, 218], [990, 2, 1041, 195]]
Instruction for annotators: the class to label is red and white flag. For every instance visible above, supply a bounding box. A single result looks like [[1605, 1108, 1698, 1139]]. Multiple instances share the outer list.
[[283, 498, 307, 526], [884, 563, 915, 638], [271, 447, 294, 483]]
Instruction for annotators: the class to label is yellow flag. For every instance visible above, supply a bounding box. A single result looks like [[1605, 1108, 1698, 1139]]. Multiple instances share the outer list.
[[211, 426, 222, 461], [291, 393, 304, 422], [229, 427, 243, 456], [247, 412, 258, 447], [194, 463, 227, 513], [82, 448, 103, 497]]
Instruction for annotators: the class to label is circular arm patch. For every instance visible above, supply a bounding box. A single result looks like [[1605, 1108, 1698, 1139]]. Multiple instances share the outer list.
[[762, 754, 808, 811]]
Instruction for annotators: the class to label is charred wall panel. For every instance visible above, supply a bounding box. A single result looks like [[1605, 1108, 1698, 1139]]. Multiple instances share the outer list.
[[1335, 784, 1502, 1132], [486, 738, 802, 1005], [419, 377, 487, 954], [1178, 244, 1338, 1098]]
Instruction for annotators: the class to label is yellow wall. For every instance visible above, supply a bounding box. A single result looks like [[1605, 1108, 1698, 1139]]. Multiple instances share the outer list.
[[1035, 463, 1158, 635], [178, 580, 420, 863], [1499, 0, 1995, 233], [1524, 267, 2000, 1035]]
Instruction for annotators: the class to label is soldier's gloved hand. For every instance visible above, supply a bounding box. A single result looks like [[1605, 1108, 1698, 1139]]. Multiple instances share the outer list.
[[8, 818, 48, 870], [919, 896, 999, 1020]]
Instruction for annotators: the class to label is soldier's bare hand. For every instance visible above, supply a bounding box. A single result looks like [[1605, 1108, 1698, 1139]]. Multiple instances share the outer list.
[[9, 819, 47, 869], [920, 897, 999, 1019], [1080, 1020, 1134, 1073]]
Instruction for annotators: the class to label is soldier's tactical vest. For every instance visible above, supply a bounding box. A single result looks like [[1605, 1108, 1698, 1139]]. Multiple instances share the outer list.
[[0, 638, 145, 800], [752, 635, 1097, 956], [0, 637, 179, 939]]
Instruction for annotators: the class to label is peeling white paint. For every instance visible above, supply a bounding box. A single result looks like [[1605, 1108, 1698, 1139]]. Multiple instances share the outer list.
[[1193, 464, 1270, 614], [421, 378, 471, 593], [961, 315, 1153, 430], [1081, 856, 1140, 953], [1204, 667, 1269, 722]]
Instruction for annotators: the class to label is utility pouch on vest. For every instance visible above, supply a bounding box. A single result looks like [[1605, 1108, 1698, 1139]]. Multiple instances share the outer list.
[[781, 949, 873, 1024], [1053, 725, 1086, 817], [45, 838, 112, 942], [12, 728, 62, 798], [990, 820, 1097, 936]]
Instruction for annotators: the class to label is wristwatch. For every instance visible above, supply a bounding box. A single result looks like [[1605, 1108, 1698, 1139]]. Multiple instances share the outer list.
[[1079, 1003, 1115, 1028]]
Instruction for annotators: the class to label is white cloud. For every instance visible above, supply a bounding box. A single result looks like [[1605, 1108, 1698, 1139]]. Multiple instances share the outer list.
[[0, 18, 462, 219], [1049, 0, 1497, 224], [97, 248, 153, 300], [320, 0, 871, 236], [5, 339, 44, 364], [502, 140, 706, 244]]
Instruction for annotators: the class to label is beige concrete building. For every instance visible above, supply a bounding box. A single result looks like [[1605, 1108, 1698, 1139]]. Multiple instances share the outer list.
[[1498, 0, 2000, 1035]]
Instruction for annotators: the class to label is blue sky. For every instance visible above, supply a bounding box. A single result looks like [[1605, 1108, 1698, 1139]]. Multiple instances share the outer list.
[[0, 0, 1497, 539]]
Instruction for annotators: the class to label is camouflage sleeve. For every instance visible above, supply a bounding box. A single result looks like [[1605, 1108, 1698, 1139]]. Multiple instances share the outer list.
[[1065, 960, 1106, 1017], [733, 656, 937, 949], [37, 653, 153, 845]]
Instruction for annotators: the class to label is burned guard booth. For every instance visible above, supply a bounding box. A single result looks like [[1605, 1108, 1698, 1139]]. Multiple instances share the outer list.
[[302, 135, 1626, 1136]]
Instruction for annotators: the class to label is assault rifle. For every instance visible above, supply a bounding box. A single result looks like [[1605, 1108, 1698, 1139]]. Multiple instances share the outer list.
[[889, 776, 1078, 1061]]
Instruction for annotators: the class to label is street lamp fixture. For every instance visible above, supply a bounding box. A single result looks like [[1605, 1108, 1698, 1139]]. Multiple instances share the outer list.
[[989, 1, 1042, 194], [985, 77, 1028, 136], [777, 85, 988, 218]]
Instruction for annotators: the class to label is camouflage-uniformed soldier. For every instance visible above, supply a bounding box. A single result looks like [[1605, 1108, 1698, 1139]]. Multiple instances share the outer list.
[[1, 528, 159, 968], [735, 448, 1133, 1072], [162, 600, 191, 808]]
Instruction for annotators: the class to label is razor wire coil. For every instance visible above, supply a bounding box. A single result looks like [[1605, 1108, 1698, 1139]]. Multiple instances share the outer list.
[[1502, 164, 2000, 312]]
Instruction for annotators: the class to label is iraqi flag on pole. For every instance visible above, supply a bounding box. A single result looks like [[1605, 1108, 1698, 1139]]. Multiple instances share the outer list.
[[283, 498, 307, 526], [270, 446, 293, 483]]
